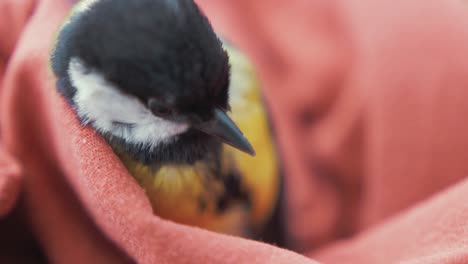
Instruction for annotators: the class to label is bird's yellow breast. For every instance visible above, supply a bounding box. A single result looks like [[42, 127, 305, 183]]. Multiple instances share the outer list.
[[119, 43, 279, 236]]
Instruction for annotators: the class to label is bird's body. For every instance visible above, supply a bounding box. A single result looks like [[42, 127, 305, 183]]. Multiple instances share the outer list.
[[51, 0, 280, 239], [117, 45, 279, 236]]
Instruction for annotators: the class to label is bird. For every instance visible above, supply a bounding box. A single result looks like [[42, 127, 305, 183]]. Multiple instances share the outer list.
[[50, 0, 281, 241]]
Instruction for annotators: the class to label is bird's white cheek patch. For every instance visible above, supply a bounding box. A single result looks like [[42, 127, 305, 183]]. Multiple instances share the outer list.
[[67, 57, 188, 149]]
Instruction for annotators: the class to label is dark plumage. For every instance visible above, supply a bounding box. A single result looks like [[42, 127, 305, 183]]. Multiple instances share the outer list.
[[53, 0, 230, 109], [51, 0, 232, 164], [107, 128, 221, 164]]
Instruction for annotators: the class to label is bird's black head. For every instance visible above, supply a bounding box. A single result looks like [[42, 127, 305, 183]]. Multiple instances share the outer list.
[[60, 0, 229, 115], [51, 0, 254, 164]]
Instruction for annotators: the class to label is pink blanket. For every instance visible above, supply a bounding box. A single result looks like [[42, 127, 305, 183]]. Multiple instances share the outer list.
[[1, 0, 468, 263]]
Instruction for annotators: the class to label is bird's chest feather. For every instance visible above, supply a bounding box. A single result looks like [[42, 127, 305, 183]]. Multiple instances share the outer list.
[[118, 148, 253, 235]]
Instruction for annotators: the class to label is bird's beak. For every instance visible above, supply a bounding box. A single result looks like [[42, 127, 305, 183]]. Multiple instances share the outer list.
[[193, 108, 256, 156]]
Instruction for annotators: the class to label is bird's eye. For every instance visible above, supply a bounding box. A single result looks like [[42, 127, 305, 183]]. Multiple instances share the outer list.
[[148, 98, 173, 117]]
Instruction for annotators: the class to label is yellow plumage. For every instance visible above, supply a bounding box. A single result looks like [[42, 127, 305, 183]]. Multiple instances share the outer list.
[[117, 43, 279, 237]]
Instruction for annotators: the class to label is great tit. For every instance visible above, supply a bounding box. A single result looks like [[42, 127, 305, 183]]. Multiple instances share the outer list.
[[50, 0, 281, 241]]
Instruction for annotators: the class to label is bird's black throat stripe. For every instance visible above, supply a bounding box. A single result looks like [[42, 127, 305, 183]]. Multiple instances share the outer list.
[[104, 128, 221, 165]]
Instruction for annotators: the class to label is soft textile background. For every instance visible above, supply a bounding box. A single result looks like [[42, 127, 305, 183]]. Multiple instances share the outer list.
[[1, 0, 468, 263]]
